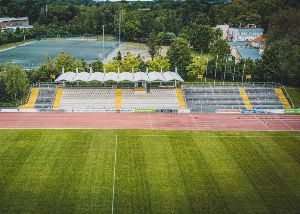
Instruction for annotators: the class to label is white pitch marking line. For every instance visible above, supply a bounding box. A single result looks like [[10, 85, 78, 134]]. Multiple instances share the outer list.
[[111, 134, 118, 214]]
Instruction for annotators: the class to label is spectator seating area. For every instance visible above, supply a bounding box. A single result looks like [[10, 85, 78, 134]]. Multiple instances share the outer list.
[[246, 87, 284, 109], [35, 87, 56, 109], [183, 86, 286, 113], [121, 89, 179, 110], [183, 86, 246, 112], [59, 88, 116, 110], [22, 85, 292, 112]]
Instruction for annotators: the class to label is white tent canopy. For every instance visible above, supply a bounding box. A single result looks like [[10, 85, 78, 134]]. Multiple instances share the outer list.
[[88, 72, 105, 82], [119, 72, 134, 82], [134, 72, 149, 82], [162, 71, 184, 82], [148, 72, 166, 82], [55, 72, 77, 82], [103, 72, 119, 82], [55, 71, 184, 83], [73, 72, 90, 82]]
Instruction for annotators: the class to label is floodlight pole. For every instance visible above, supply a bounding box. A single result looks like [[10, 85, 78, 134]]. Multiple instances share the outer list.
[[205, 58, 208, 82], [232, 62, 236, 82], [214, 54, 218, 86], [119, 11, 121, 47], [102, 25, 105, 61], [223, 56, 228, 85], [242, 62, 246, 85], [23, 28, 25, 42]]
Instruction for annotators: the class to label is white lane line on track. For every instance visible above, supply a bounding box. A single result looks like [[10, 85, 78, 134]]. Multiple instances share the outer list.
[[148, 113, 153, 130], [255, 114, 269, 130], [275, 114, 294, 131], [111, 135, 118, 214], [189, 114, 199, 130]]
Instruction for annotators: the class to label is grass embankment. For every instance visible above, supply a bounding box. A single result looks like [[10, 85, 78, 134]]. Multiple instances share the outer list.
[[0, 130, 299, 213], [286, 87, 300, 108], [0, 39, 35, 51]]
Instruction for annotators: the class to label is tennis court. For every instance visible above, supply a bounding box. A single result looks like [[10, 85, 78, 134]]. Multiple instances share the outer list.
[[0, 39, 119, 69]]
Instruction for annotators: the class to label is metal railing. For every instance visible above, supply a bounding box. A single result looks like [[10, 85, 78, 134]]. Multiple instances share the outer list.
[[182, 82, 280, 88], [280, 84, 295, 108]]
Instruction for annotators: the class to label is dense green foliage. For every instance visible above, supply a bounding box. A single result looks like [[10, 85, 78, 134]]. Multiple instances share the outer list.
[[0, 65, 29, 105], [167, 37, 192, 79], [0, 0, 299, 86], [0, 129, 299, 212], [286, 87, 300, 108]]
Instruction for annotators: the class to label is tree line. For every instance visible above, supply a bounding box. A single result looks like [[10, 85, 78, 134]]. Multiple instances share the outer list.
[[0, 0, 299, 87]]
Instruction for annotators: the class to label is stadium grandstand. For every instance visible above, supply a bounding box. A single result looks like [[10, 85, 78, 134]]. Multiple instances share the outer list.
[[20, 69, 293, 113]]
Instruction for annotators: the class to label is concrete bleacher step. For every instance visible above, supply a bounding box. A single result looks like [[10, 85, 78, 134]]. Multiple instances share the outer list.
[[274, 88, 291, 109], [53, 88, 63, 110], [116, 89, 122, 110], [239, 89, 253, 110], [176, 89, 186, 109], [19, 88, 40, 108]]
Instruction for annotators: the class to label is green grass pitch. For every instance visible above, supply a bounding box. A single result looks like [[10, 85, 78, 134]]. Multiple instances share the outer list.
[[0, 130, 299, 213]]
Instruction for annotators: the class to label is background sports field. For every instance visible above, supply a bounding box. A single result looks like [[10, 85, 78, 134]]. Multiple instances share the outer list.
[[0, 39, 118, 69], [0, 130, 299, 213]]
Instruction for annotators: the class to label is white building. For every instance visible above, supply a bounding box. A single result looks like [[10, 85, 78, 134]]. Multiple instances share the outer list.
[[215, 24, 264, 42], [0, 17, 33, 32]]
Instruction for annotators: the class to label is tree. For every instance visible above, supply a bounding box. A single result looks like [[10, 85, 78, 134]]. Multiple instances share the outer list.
[[90, 60, 103, 72], [54, 52, 85, 73], [147, 56, 170, 72], [186, 56, 207, 80], [122, 20, 141, 41], [187, 24, 215, 52], [267, 8, 300, 44], [210, 39, 230, 57], [254, 38, 300, 86], [146, 32, 161, 60], [167, 37, 192, 79], [114, 51, 122, 61], [3, 65, 29, 104], [121, 53, 143, 72], [103, 60, 121, 72]]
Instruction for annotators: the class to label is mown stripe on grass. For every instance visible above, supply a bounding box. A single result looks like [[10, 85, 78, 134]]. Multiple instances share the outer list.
[[196, 137, 269, 213], [223, 137, 299, 213], [169, 134, 229, 213]]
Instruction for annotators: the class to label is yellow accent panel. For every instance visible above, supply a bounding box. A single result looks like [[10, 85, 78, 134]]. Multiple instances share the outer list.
[[240, 89, 253, 110], [274, 88, 291, 109], [134, 88, 147, 92], [20, 88, 39, 108], [53, 88, 63, 110], [116, 89, 122, 110], [176, 88, 187, 109]]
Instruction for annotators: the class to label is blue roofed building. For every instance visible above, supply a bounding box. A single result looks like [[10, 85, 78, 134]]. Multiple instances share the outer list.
[[236, 47, 261, 61]]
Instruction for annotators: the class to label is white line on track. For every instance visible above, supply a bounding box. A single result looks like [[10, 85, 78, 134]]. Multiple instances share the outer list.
[[275, 114, 294, 131], [148, 114, 153, 130], [255, 114, 269, 130], [111, 134, 118, 214], [189, 114, 199, 130]]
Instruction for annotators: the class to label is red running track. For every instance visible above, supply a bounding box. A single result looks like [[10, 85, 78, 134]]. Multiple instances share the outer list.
[[0, 112, 300, 131]]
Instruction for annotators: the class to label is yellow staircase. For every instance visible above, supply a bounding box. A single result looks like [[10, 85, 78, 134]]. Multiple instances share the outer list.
[[52, 88, 63, 110], [274, 88, 291, 109], [240, 88, 253, 110], [20, 88, 39, 108], [116, 89, 122, 110], [176, 88, 187, 109]]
